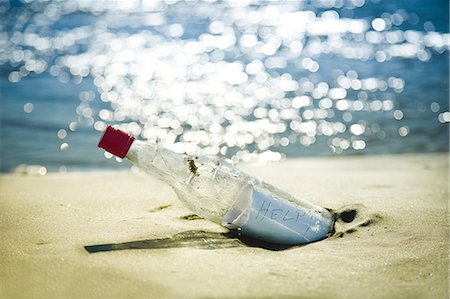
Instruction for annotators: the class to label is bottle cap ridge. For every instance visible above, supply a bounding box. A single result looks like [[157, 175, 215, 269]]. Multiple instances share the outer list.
[[98, 126, 135, 158]]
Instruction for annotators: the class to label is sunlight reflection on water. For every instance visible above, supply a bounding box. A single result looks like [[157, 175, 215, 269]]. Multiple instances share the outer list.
[[1, 0, 449, 171]]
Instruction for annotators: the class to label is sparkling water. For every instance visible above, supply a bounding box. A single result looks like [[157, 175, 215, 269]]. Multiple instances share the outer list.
[[0, 0, 449, 173]]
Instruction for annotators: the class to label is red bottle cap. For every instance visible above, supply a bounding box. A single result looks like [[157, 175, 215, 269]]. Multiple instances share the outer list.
[[98, 126, 135, 158]]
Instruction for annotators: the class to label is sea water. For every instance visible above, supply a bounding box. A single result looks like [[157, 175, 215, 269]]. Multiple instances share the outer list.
[[0, 0, 448, 173]]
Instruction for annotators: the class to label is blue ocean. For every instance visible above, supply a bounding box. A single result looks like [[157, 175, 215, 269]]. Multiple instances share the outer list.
[[0, 0, 448, 173]]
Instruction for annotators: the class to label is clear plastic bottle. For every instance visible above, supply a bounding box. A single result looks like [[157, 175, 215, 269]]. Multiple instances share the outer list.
[[98, 126, 335, 245]]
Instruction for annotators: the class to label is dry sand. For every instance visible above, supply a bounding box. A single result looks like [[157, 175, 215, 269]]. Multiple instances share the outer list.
[[0, 153, 448, 299]]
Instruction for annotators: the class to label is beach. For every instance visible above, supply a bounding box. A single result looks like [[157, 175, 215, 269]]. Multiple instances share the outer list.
[[0, 153, 448, 299]]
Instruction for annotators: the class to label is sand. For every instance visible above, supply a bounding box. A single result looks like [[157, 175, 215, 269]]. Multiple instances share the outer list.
[[0, 153, 448, 299]]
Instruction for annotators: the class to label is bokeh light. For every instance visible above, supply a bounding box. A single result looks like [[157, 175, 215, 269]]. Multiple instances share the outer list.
[[1, 0, 449, 169]]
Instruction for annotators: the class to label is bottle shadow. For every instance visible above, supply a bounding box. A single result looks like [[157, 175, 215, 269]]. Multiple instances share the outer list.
[[84, 230, 297, 253], [84, 205, 381, 253]]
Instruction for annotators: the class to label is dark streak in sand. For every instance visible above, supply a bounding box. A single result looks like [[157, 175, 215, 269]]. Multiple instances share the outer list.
[[180, 214, 203, 220], [331, 204, 383, 238], [148, 204, 172, 212]]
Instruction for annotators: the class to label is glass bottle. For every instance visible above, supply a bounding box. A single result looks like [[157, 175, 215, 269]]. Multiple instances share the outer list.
[[98, 126, 335, 245]]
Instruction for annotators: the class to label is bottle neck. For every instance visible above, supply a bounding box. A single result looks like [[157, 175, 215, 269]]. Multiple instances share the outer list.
[[126, 140, 189, 185], [126, 139, 155, 163]]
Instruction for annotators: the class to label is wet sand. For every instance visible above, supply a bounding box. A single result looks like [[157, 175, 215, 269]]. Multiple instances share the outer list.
[[0, 153, 448, 299]]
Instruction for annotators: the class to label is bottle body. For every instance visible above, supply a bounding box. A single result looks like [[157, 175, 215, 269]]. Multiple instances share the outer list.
[[126, 140, 248, 223], [126, 139, 334, 245]]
